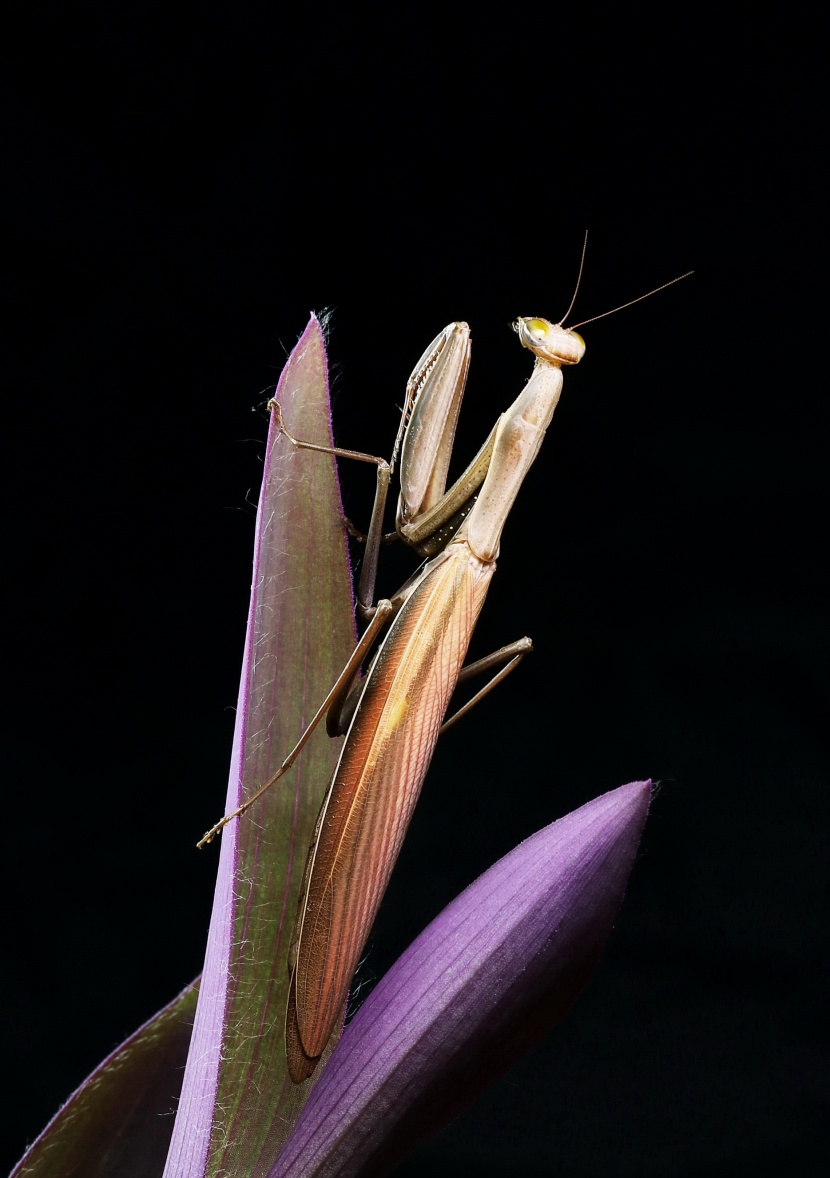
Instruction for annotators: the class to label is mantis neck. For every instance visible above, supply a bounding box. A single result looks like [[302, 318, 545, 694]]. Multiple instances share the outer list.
[[459, 359, 564, 563]]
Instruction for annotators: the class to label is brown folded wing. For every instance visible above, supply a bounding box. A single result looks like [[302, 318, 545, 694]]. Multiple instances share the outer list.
[[291, 546, 492, 1067]]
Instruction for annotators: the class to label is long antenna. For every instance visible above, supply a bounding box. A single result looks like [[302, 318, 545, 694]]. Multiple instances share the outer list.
[[567, 271, 693, 330], [559, 231, 589, 325]]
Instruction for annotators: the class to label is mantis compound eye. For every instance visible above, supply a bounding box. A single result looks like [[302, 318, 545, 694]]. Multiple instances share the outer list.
[[525, 317, 551, 339]]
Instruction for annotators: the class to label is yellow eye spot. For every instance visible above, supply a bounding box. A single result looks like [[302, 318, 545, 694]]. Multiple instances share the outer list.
[[569, 330, 585, 348], [526, 318, 549, 338]]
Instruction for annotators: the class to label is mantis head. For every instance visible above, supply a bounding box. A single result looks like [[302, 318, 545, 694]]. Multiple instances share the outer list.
[[513, 317, 586, 367]]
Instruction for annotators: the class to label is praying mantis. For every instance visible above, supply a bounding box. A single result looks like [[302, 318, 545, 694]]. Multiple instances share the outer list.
[[199, 266, 689, 1082]]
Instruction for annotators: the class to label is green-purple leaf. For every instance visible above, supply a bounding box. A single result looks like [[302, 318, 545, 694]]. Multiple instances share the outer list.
[[163, 316, 356, 1177], [8, 316, 355, 1178]]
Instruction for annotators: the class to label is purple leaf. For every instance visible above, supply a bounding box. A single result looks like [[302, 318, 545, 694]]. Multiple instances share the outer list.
[[271, 779, 651, 1178], [163, 316, 356, 1177], [10, 980, 199, 1178]]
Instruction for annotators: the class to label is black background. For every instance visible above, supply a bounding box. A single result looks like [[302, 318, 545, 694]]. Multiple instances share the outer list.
[[3, 4, 826, 1175]]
